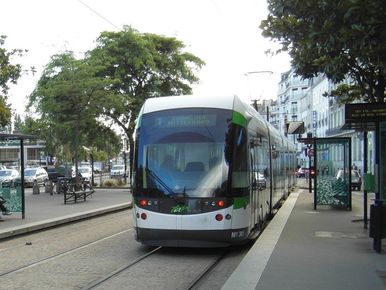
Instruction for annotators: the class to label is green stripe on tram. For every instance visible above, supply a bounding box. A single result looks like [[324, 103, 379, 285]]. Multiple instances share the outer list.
[[232, 111, 247, 128], [233, 196, 249, 209]]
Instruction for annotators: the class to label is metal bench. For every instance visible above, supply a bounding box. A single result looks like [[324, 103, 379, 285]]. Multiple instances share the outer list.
[[58, 177, 95, 204]]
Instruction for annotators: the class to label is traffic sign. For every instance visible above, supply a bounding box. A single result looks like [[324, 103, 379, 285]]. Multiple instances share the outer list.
[[308, 149, 314, 157]]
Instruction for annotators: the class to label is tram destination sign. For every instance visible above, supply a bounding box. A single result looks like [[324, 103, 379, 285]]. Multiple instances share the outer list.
[[345, 103, 386, 121], [155, 114, 217, 128]]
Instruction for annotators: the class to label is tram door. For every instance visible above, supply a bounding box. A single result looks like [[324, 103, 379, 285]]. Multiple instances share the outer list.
[[250, 133, 269, 230], [250, 138, 259, 229]]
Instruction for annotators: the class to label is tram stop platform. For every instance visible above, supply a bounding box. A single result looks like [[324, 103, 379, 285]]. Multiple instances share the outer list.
[[0, 182, 385, 289], [222, 178, 386, 290], [0, 187, 132, 239]]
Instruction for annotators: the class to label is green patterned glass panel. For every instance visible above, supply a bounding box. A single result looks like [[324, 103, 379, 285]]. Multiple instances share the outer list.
[[0, 185, 22, 212], [315, 138, 351, 208]]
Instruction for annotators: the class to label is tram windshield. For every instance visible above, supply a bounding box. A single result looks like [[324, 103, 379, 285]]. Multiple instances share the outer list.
[[134, 108, 236, 198]]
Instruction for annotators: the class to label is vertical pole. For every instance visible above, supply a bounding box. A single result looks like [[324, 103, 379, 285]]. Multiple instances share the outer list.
[[348, 138, 352, 211], [314, 138, 318, 210], [20, 138, 25, 219], [363, 131, 368, 228], [124, 151, 127, 184], [91, 153, 94, 186], [375, 122, 380, 200], [373, 122, 381, 252], [309, 152, 312, 193]]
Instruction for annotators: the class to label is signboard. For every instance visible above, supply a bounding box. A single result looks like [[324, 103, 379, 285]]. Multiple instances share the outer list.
[[345, 103, 386, 121]]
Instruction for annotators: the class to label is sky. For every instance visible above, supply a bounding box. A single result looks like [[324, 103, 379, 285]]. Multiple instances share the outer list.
[[1, 0, 291, 116]]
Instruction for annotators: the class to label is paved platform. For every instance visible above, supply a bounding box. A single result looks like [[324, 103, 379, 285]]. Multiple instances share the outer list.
[[223, 179, 386, 290], [0, 187, 132, 239], [1, 181, 385, 289]]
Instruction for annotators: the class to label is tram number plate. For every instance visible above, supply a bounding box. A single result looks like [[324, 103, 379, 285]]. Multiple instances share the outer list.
[[231, 230, 245, 239]]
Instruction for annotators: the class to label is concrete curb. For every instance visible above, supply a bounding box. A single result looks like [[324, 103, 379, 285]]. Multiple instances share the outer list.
[[0, 202, 132, 240]]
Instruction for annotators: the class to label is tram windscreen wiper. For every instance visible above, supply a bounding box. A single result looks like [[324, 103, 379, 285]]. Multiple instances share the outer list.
[[145, 168, 176, 196]]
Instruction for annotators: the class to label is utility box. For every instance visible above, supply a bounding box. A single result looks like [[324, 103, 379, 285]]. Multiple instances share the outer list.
[[364, 173, 375, 192]]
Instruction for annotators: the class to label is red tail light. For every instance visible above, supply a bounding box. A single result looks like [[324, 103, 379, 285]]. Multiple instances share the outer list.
[[215, 214, 223, 221], [139, 199, 147, 206], [141, 213, 147, 220]]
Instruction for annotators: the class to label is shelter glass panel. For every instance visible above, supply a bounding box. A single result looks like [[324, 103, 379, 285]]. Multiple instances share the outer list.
[[0, 186, 22, 212], [315, 138, 351, 209]]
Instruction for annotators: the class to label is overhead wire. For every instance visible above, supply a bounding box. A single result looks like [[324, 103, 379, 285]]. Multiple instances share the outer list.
[[76, 0, 119, 30]]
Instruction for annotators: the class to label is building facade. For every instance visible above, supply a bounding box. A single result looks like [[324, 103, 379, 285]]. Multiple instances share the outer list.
[[268, 69, 366, 173]]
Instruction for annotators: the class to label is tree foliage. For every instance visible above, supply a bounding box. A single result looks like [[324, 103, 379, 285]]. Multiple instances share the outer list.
[[0, 35, 24, 126], [88, 26, 205, 137], [260, 0, 386, 103], [87, 26, 205, 175], [26, 27, 204, 172], [27, 52, 121, 167]]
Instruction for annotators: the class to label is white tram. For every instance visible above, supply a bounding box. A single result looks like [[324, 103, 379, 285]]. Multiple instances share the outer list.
[[132, 95, 297, 247]]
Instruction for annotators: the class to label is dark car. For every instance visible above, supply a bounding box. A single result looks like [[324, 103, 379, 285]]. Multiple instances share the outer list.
[[45, 166, 65, 183]]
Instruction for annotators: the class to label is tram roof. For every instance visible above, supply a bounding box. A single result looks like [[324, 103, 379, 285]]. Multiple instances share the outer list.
[[142, 95, 246, 114]]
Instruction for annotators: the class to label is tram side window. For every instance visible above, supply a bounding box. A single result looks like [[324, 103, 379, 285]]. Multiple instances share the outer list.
[[232, 126, 249, 188], [250, 133, 269, 190]]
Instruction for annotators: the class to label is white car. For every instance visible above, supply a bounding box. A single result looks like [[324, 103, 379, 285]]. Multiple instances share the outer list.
[[0, 169, 19, 187], [16, 167, 49, 187], [110, 164, 126, 178], [78, 166, 92, 181]]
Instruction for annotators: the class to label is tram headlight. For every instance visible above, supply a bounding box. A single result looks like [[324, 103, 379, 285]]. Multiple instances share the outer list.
[[217, 200, 225, 207]]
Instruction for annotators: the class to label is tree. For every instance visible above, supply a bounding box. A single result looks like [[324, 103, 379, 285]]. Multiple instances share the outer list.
[[260, 0, 386, 103], [0, 35, 24, 127], [26, 27, 204, 177], [27, 52, 119, 170], [88, 26, 205, 177]]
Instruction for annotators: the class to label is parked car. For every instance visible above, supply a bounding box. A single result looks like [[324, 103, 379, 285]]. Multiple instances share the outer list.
[[78, 166, 92, 182], [93, 162, 103, 173], [336, 169, 362, 191], [297, 167, 305, 178], [15, 167, 49, 187], [45, 166, 65, 183], [297, 167, 315, 178], [0, 169, 19, 187], [110, 164, 126, 178]]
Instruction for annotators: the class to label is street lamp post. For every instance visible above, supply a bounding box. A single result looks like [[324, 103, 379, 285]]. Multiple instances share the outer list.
[[244, 70, 274, 104]]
